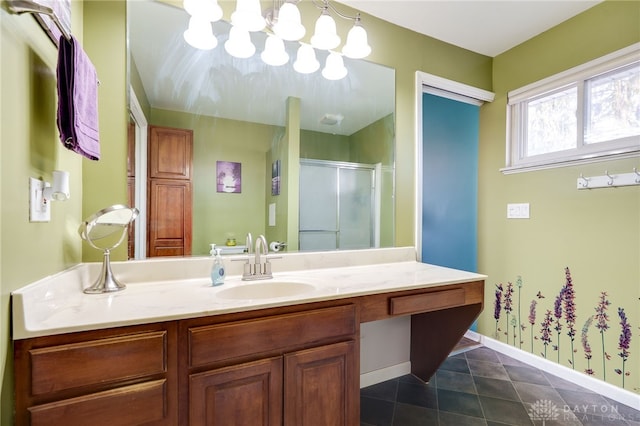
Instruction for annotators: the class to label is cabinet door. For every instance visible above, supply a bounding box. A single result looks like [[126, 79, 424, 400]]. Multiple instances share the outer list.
[[284, 341, 358, 426], [148, 126, 193, 180], [148, 179, 192, 257], [189, 357, 283, 426]]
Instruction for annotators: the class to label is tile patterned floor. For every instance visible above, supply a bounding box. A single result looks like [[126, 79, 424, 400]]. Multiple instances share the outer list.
[[360, 345, 640, 426]]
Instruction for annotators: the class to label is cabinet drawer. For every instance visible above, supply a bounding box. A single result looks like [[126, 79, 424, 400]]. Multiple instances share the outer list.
[[28, 380, 167, 426], [189, 305, 356, 368], [390, 288, 465, 315], [30, 331, 167, 395]]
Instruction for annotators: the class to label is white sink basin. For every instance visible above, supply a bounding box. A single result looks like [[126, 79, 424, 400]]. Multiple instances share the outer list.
[[216, 281, 315, 300]]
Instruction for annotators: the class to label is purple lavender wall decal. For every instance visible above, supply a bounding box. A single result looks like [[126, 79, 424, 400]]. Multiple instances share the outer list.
[[563, 267, 577, 369], [616, 307, 631, 388], [553, 291, 563, 362], [594, 292, 611, 380], [541, 309, 553, 359], [494, 285, 503, 338], [529, 300, 537, 352], [516, 276, 523, 348], [582, 316, 594, 375], [504, 282, 514, 345]]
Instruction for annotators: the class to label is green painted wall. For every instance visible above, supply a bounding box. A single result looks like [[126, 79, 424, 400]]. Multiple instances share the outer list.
[[0, 0, 493, 422], [477, 0, 639, 392], [300, 130, 350, 161], [82, 0, 128, 262]]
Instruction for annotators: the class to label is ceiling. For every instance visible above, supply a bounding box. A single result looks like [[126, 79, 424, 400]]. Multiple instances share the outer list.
[[337, 0, 603, 57], [129, 0, 603, 135]]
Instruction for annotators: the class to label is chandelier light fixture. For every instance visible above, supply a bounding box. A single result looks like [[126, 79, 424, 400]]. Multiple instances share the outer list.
[[182, 0, 371, 80]]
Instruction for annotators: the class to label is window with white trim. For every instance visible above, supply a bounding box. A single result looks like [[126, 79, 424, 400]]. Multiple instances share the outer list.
[[504, 44, 640, 173]]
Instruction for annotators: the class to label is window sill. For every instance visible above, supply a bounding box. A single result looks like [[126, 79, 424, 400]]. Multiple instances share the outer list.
[[501, 150, 640, 175]]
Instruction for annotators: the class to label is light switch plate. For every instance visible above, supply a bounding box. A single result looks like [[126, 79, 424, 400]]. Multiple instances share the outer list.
[[29, 178, 50, 222], [507, 203, 530, 219]]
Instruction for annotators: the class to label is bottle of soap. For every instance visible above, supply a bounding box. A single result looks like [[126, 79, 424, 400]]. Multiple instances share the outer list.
[[210, 244, 225, 286]]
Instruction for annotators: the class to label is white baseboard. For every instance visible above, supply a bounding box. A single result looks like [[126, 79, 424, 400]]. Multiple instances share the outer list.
[[360, 362, 412, 388], [477, 333, 640, 410]]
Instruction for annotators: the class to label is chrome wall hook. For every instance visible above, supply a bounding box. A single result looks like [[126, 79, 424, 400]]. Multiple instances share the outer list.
[[605, 170, 614, 186], [578, 173, 589, 188], [634, 167, 640, 184]]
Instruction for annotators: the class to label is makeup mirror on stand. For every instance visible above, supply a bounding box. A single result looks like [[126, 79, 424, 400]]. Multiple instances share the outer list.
[[79, 204, 139, 294]]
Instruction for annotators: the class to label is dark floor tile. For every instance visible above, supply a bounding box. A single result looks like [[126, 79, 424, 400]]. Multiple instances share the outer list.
[[439, 411, 488, 426], [603, 397, 640, 423], [360, 396, 395, 426], [479, 395, 534, 425], [436, 369, 477, 394], [496, 351, 529, 367], [473, 376, 519, 401], [399, 374, 432, 386], [486, 422, 514, 426], [578, 413, 630, 426], [438, 388, 484, 418], [542, 371, 590, 392], [504, 364, 550, 386], [440, 355, 471, 374], [468, 359, 510, 380], [465, 347, 502, 363], [512, 381, 565, 406], [396, 380, 438, 409], [557, 388, 614, 416], [392, 403, 438, 426], [361, 379, 399, 402]]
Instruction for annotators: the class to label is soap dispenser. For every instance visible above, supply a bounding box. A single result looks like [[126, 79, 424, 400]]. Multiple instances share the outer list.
[[210, 244, 225, 286]]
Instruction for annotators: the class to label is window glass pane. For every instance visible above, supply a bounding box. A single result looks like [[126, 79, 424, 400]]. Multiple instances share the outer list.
[[526, 87, 577, 156], [585, 63, 640, 144]]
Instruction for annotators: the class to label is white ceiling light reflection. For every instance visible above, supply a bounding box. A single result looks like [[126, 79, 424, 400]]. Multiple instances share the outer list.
[[322, 52, 348, 80]]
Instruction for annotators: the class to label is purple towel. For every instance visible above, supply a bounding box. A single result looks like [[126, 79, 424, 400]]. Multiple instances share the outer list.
[[57, 35, 100, 161]]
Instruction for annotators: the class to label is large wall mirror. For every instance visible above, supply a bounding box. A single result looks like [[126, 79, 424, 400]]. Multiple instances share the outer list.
[[127, 0, 395, 258]]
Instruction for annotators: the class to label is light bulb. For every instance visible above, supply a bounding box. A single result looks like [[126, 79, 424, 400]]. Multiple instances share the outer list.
[[183, 16, 217, 50], [293, 44, 320, 74], [261, 35, 289, 66], [273, 2, 305, 41], [310, 11, 340, 50], [184, 0, 223, 22], [225, 26, 255, 58], [342, 22, 371, 59], [322, 52, 347, 80], [231, 0, 266, 32]]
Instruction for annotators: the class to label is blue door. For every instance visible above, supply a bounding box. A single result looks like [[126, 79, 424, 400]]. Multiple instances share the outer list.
[[421, 92, 479, 273]]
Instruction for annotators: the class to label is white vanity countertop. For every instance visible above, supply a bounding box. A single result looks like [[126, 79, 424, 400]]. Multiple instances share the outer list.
[[12, 247, 487, 339]]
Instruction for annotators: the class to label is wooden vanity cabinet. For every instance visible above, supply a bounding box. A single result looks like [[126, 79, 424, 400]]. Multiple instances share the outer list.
[[182, 303, 359, 426], [13, 322, 178, 426], [14, 279, 484, 425]]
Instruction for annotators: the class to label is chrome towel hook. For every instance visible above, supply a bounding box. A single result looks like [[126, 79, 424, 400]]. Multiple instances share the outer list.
[[634, 167, 640, 184], [605, 170, 614, 186], [578, 173, 589, 188]]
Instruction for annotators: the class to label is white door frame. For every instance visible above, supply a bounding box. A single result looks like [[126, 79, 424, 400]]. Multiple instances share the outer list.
[[414, 71, 494, 261], [129, 88, 148, 259]]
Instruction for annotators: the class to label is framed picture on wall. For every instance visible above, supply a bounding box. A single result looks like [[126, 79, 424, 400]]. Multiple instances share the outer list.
[[216, 161, 241, 193], [272, 160, 281, 195]]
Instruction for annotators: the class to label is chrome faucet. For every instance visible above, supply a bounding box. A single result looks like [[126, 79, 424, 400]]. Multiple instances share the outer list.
[[236, 234, 279, 280], [255, 234, 268, 266]]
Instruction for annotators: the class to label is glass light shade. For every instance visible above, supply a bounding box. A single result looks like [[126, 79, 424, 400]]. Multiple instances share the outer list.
[[183, 17, 218, 50], [231, 0, 265, 32], [261, 35, 289, 66], [224, 26, 255, 58], [310, 12, 340, 50], [183, 0, 223, 22], [342, 23, 371, 58], [322, 52, 347, 80], [272, 2, 305, 41], [293, 44, 320, 74]]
